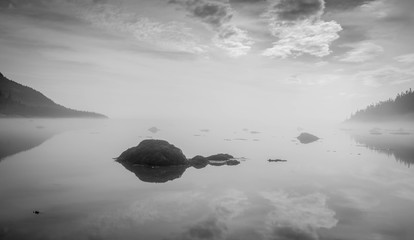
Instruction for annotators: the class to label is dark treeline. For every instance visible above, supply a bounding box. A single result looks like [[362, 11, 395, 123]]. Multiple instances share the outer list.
[[347, 89, 414, 122], [0, 72, 107, 118]]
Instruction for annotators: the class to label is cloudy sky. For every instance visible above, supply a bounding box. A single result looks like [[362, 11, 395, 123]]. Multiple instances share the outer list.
[[1, 0, 413, 122]]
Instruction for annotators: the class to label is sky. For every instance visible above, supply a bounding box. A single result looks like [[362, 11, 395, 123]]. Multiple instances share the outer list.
[[0, 0, 414, 123]]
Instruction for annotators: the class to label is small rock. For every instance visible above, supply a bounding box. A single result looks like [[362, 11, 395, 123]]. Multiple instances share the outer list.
[[226, 159, 240, 165], [148, 127, 160, 133], [206, 153, 234, 161], [297, 132, 319, 144], [189, 155, 208, 169]]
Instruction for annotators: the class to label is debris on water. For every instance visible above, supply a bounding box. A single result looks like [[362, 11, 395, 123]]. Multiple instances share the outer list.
[[268, 159, 287, 162]]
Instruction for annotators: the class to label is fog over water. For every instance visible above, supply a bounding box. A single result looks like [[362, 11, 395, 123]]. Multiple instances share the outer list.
[[1, 118, 414, 240], [2, 0, 414, 239]]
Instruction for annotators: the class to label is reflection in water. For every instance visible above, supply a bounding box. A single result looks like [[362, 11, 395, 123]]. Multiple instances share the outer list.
[[119, 164, 188, 183], [0, 130, 54, 161], [0, 120, 57, 161], [350, 131, 414, 166], [118, 159, 241, 183], [2, 119, 414, 240], [0, 119, 101, 161], [166, 190, 337, 240], [260, 191, 337, 240]]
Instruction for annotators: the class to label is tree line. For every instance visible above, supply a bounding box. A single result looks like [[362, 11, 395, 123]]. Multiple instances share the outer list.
[[347, 88, 414, 122]]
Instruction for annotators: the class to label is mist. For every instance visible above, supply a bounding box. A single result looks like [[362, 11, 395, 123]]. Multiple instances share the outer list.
[[2, 0, 414, 239]]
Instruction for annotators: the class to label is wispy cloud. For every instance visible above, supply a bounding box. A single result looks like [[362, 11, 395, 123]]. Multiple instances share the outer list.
[[262, 0, 342, 58], [79, 3, 207, 55], [360, 0, 390, 18], [355, 66, 414, 87], [169, 0, 253, 57], [213, 25, 253, 57], [285, 74, 339, 86], [324, 0, 377, 11], [339, 41, 384, 63], [395, 53, 414, 64]]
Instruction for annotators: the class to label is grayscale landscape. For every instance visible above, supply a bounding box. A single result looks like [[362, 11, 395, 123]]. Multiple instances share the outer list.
[[1, 0, 414, 240]]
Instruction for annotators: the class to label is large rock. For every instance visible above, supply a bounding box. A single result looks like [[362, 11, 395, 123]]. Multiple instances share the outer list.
[[117, 139, 188, 166], [297, 132, 319, 144], [117, 139, 240, 183]]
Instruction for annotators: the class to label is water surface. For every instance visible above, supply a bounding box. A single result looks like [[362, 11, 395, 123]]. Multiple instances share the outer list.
[[1, 119, 414, 240]]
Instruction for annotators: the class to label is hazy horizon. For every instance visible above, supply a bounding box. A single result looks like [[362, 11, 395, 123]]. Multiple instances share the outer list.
[[1, 0, 414, 123]]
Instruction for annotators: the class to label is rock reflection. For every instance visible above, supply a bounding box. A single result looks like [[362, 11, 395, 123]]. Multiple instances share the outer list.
[[350, 131, 414, 166], [117, 140, 242, 183], [119, 163, 188, 183], [118, 158, 241, 183]]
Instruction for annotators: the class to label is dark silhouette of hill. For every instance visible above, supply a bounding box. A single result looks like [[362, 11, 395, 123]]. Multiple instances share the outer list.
[[347, 89, 414, 122], [0, 72, 107, 118]]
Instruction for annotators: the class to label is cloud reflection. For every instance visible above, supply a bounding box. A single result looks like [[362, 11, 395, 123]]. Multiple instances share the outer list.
[[260, 191, 338, 240]]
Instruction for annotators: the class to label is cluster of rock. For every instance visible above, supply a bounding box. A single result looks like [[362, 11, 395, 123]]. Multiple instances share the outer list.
[[116, 139, 240, 183]]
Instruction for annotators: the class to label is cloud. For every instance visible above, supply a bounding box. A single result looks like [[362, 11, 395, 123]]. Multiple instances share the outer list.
[[263, 19, 342, 58], [285, 74, 339, 86], [230, 0, 265, 3], [324, 0, 377, 11], [395, 53, 414, 63], [169, 0, 253, 57], [262, 0, 342, 58], [0, 0, 208, 56], [213, 25, 254, 57], [267, 0, 324, 21], [0, 0, 106, 10], [169, 0, 233, 28], [360, 0, 389, 18], [355, 66, 414, 87], [79, 3, 206, 55], [339, 41, 384, 62]]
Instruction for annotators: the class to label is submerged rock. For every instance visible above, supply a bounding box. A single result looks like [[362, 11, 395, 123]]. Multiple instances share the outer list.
[[117, 139, 188, 166], [206, 153, 234, 161], [297, 132, 319, 144], [148, 127, 160, 133]]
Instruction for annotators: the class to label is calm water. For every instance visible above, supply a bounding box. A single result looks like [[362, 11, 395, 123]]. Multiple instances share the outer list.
[[1, 119, 414, 240]]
